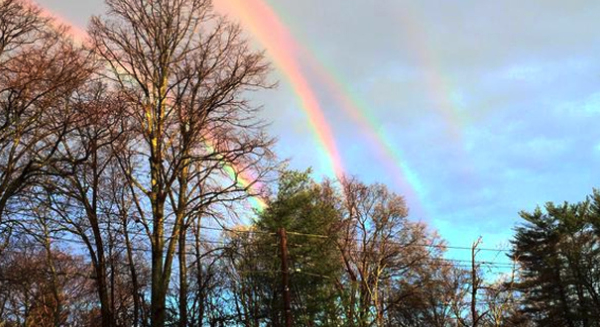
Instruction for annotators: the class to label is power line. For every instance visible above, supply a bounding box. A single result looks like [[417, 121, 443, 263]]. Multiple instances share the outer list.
[[8, 228, 517, 271], [8, 199, 510, 253], [11, 232, 235, 257], [286, 230, 511, 253], [9, 209, 511, 254], [6, 208, 515, 272]]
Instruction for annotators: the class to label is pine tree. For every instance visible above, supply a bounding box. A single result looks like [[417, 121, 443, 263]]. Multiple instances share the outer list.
[[512, 198, 600, 326], [228, 170, 343, 326]]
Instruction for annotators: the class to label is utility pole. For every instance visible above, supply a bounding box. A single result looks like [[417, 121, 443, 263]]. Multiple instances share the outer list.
[[278, 227, 292, 327], [471, 237, 482, 327]]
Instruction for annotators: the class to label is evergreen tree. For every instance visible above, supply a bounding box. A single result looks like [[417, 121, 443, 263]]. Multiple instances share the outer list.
[[228, 170, 343, 326], [512, 198, 600, 326]]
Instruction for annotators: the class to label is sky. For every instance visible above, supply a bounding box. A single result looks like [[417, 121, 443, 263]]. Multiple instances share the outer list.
[[33, 0, 600, 264]]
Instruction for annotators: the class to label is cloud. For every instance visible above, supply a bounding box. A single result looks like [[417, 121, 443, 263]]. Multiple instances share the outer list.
[[556, 92, 600, 117]]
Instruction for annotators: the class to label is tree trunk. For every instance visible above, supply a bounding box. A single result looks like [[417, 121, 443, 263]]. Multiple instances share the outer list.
[[179, 228, 188, 327], [97, 258, 116, 327], [151, 197, 166, 327], [43, 235, 62, 327], [124, 222, 141, 326]]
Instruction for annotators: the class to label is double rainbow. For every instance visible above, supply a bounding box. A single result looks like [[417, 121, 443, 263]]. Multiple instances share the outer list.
[[216, 0, 453, 217]]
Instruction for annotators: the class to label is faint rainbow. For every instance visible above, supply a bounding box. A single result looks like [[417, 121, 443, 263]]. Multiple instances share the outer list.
[[29, 0, 90, 43], [32, 1, 268, 211], [300, 3, 474, 202], [266, 1, 468, 142], [393, 3, 469, 142], [222, 165, 268, 211], [214, 0, 346, 179], [314, 70, 429, 215]]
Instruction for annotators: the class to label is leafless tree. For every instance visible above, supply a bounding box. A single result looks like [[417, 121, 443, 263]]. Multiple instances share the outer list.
[[0, 0, 92, 249], [337, 178, 447, 327], [36, 82, 135, 327], [0, 237, 96, 326], [89, 0, 275, 325]]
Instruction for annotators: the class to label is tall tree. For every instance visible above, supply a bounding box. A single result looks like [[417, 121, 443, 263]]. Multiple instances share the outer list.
[[39, 83, 128, 327], [89, 1, 273, 326], [260, 171, 342, 326]]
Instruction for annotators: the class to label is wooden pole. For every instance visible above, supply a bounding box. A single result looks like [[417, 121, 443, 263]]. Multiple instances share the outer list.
[[471, 237, 482, 327], [278, 228, 292, 327]]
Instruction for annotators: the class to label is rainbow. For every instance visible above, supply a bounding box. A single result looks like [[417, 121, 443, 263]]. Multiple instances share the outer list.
[[308, 64, 429, 216], [301, 3, 475, 216], [217, 0, 434, 217], [222, 165, 268, 211], [214, 0, 346, 179], [29, 1, 268, 211], [204, 140, 268, 211]]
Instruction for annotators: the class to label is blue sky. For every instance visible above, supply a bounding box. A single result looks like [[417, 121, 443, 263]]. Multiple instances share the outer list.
[[36, 0, 600, 263]]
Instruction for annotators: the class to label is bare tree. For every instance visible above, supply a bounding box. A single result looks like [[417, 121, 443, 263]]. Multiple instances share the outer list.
[[337, 178, 447, 327], [89, 1, 274, 325], [0, 237, 96, 326], [0, 0, 92, 249], [38, 82, 132, 327], [481, 266, 522, 327]]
